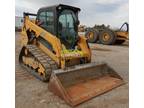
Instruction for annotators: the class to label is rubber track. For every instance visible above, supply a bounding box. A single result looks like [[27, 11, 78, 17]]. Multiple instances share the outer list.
[[20, 44, 57, 82]]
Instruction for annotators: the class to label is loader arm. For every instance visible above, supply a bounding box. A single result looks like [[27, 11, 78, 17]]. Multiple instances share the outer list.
[[21, 13, 62, 64]]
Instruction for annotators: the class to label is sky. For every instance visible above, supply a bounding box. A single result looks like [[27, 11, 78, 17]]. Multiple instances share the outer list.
[[15, 0, 129, 27]]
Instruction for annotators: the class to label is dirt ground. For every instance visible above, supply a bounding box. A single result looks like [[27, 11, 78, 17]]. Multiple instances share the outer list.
[[15, 32, 129, 108]]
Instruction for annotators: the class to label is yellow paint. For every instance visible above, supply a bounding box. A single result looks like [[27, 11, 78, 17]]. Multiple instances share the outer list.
[[22, 56, 45, 76], [116, 31, 129, 40]]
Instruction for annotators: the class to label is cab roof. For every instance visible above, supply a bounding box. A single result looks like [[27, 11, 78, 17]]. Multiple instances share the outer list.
[[38, 4, 81, 12]]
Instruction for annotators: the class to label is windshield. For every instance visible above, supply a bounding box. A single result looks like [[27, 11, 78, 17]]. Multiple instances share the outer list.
[[58, 9, 78, 49]]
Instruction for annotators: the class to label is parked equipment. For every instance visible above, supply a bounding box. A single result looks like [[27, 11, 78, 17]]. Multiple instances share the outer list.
[[78, 25, 86, 32], [19, 4, 124, 106], [85, 22, 129, 45]]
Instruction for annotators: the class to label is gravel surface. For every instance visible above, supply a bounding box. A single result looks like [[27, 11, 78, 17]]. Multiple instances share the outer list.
[[15, 32, 129, 108]]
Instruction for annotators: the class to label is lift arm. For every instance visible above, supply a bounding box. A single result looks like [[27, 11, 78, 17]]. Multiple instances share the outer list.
[[21, 12, 62, 64]]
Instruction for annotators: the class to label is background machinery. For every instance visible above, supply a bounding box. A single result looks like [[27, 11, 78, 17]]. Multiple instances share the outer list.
[[19, 4, 124, 106], [85, 22, 129, 45], [78, 25, 87, 32]]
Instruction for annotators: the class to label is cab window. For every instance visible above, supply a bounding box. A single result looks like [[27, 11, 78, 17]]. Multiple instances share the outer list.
[[38, 11, 54, 34]]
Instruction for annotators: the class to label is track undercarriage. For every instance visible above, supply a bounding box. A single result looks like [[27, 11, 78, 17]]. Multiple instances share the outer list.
[[19, 45, 57, 81]]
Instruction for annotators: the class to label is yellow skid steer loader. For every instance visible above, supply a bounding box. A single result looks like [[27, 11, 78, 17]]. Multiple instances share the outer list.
[[19, 4, 124, 106]]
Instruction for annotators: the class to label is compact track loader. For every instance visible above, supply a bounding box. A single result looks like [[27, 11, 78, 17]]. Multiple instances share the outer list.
[[19, 4, 124, 106]]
